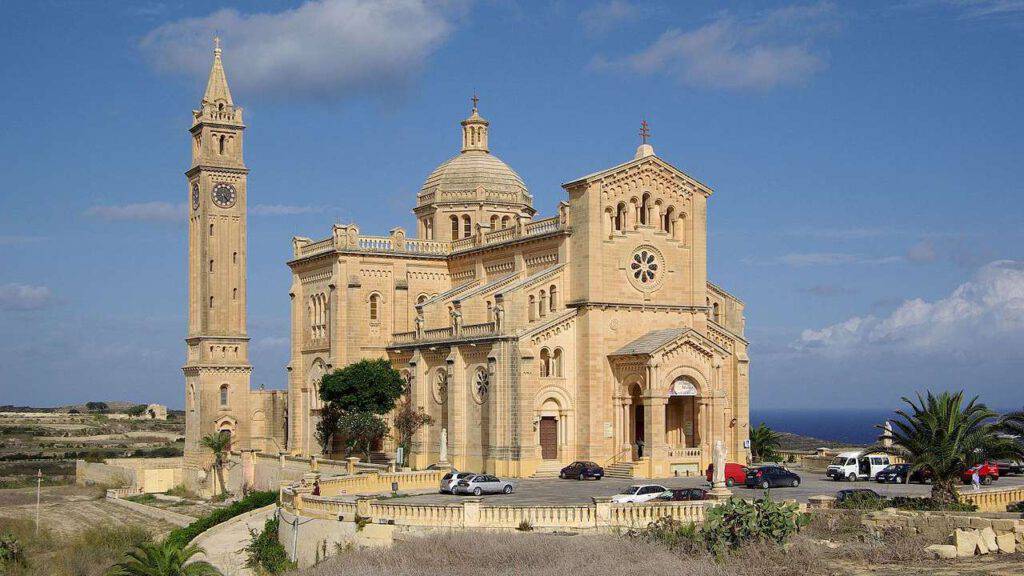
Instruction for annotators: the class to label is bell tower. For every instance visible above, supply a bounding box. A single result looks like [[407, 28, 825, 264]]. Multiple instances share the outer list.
[[183, 38, 252, 491]]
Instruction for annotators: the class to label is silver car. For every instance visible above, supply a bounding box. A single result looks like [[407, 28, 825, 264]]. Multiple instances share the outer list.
[[439, 471, 476, 494], [451, 474, 515, 496]]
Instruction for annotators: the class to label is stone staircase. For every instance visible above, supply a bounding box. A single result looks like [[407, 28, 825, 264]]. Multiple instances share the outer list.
[[530, 461, 565, 478], [604, 461, 635, 479]]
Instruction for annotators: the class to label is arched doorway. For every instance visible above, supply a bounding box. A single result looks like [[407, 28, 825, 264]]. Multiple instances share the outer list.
[[538, 398, 560, 460], [666, 377, 699, 449], [629, 384, 644, 458]]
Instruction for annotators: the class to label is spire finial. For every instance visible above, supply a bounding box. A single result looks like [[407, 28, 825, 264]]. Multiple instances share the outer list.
[[213, 36, 221, 56], [639, 119, 651, 144], [471, 93, 479, 112]]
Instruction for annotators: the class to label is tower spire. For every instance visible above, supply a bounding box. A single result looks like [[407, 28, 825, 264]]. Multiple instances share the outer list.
[[635, 118, 655, 159], [203, 36, 234, 106]]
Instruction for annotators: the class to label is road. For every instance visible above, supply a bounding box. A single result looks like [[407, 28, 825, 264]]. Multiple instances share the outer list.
[[389, 471, 1024, 506]]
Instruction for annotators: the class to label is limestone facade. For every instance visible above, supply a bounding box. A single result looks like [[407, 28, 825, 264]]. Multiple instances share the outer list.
[[184, 43, 750, 482]]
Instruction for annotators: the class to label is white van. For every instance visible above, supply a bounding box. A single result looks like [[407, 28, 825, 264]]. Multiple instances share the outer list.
[[826, 451, 891, 481]]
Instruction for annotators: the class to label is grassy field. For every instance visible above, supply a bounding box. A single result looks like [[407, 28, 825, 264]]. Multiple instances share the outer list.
[[299, 511, 1022, 576]]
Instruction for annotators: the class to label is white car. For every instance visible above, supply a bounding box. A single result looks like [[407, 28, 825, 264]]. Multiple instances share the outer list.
[[611, 484, 668, 503], [439, 471, 475, 494]]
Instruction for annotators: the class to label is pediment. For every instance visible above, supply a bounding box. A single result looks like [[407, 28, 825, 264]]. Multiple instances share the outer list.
[[562, 153, 712, 199], [610, 327, 728, 362]]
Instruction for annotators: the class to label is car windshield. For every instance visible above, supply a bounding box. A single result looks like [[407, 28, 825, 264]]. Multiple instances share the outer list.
[[620, 486, 641, 494]]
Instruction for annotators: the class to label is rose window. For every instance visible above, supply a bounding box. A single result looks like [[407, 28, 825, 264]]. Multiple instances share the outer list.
[[474, 370, 489, 403], [433, 371, 448, 404], [631, 250, 658, 283]]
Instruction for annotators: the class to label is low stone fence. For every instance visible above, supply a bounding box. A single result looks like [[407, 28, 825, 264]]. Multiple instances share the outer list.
[[317, 469, 445, 497], [104, 489, 194, 527], [286, 494, 711, 532], [77, 458, 184, 493], [960, 485, 1024, 512]]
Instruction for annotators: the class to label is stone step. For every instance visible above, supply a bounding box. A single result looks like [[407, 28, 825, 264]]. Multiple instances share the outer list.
[[604, 462, 635, 479]]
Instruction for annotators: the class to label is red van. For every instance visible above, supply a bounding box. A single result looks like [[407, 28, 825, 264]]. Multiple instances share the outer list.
[[705, 463, 747, 487]]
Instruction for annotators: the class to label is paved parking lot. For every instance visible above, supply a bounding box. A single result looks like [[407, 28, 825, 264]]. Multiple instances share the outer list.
[[390, 470, 1024, 506]]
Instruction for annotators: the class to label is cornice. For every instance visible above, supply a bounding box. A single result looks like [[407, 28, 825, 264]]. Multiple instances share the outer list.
[[567, 301, 706, 313], [186, 335, 250, 343], [182, 365, 253, 374], [185, 165, 250, 177]]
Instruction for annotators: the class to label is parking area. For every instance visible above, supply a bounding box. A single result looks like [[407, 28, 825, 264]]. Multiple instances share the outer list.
[[389, 471, 1024, 506]]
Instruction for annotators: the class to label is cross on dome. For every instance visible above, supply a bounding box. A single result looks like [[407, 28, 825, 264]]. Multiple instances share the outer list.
[[639, 119, 651, 144]]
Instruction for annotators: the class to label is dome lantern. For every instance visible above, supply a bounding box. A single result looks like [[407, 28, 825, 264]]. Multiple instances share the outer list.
[[461, 94, 489, 153]]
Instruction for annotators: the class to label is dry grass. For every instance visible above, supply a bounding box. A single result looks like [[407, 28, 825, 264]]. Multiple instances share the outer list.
[[300, 511, 1003, 576], [0, 516, 151, 576]]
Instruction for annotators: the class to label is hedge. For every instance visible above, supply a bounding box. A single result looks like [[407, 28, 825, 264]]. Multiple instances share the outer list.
[[165, 491, 278, 549]]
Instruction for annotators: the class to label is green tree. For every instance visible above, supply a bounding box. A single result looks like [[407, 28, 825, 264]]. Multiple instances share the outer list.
[[318, 359, 405, 414], [337, 412, 389, 461], [871, 391, 1023, 505], [200, 433, 231, 497], [749, 423, 782, 462], [125, 404, 149, 417], [997, 407, 1024, 440], [86, 401, 109, 412], [314, 402, 343, 455], [106, 541, 220, 576], [392, 398, 434, 466]]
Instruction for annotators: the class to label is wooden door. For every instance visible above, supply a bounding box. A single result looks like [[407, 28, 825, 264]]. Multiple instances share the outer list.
[[539, 417, 558, 460]]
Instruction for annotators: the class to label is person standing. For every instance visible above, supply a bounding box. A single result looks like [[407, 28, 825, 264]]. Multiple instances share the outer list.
[[971, 469, 981, 491]]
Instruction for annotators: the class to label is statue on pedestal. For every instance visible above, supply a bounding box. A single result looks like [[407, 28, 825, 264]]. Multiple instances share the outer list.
[[710, 439, 733, 498], [438, 427, 449, 465]]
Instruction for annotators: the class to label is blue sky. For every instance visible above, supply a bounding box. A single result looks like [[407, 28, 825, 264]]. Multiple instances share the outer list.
[[1, 0, 1022, 411]]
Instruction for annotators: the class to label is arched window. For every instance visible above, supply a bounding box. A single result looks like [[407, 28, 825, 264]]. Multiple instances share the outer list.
[[528, 295, 536, 321], [416, 294, 428, 306], [615, 202, 626, 231], [490, 215, 498, 230], [369, 293, 380, 321], [462, 215, 472, 238], [232, 288, 237, 300], [713, 302, 721, 323], [218, 135, 226, 155], [663, 206, 675, 234], [549, 285, 557, 312], [232, 252, 238, 264], [501, 215, 510, 228], [209, 259, 214, 273], [539, 290, 547, 317], [640, 193, 650, 225], [552, 348, 563, 377], [219, 384, 229, 406], [486, 300, 493, 322], [209, 223, 214, 236], [450, 215, 459, 240], [209, 296, 214, 309], [539, 348, 551, 377]]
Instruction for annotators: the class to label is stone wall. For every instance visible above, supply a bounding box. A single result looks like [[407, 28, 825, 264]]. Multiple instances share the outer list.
[[76, 458, 184, 493]]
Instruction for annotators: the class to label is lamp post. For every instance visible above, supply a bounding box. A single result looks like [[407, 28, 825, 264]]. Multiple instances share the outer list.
[[35, 468, 42, 535]]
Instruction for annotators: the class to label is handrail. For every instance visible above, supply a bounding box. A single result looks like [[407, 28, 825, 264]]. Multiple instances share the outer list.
[[603, 447, 633, 467]]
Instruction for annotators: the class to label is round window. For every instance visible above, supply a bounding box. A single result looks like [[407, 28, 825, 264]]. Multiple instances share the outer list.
[[627, 245, 665, 292]]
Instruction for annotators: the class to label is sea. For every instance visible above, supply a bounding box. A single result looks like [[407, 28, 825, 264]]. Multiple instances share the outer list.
[[750, 409, 898, 446]]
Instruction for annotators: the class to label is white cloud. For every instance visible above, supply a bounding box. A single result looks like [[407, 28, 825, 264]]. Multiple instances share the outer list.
[[798, 260, 1024, 356], [253, 336, 290, 350], [140, 0, 458, 103], [748, 252, 902, 267], [251, 204, 325, 216], [592, 2, 839, 90], [906, 239, 938, 263], [578, 1, 640, 36], [900, 0, 1024, 20], [0, 284, 53, 311], [84, 202, 186, 223]]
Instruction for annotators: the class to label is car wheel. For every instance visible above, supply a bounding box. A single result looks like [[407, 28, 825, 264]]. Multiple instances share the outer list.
[[503, 485, 513, 494], [726, 478, 734, 487], [473, 487, 482, 496], [559, 473, 565, 479], [896, 477, 903, 484], [847, 473, 857, 482], [760, 480, 770, 490], [578, 473, 586, 480], [983, 475, 994, 485], [791, 479, 800, 488]]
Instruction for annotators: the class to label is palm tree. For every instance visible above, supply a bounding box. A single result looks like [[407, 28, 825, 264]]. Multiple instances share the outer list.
[[107, 542, 221, 576], [997, 407, 1024, 439], [200, 432, 231, 497], [749, 423, 782, 463], [871, 391, 1023, 505]]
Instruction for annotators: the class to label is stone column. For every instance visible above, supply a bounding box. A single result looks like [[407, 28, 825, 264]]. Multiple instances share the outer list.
[[643, 395, 669, 469], [446, 346, 467, 470]]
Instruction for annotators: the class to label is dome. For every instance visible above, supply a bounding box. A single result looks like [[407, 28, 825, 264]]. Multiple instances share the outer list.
[[418, 150, 532, 204]]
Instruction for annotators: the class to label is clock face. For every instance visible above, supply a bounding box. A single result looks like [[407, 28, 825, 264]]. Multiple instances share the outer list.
[[191, 183, 200, 210], [211, 183, 237, 208]]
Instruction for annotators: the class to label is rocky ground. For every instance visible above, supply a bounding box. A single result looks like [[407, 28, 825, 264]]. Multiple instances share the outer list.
[[0, 484, 179, 536]]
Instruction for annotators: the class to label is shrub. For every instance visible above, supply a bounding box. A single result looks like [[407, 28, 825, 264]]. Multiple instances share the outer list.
[[516, 520, 534, 532], [835, 492, 977, 512], [244, 516, 294, 574], [625, 517, 701, 554], [165, 491, 278, 549], [0, 532, 26, 566], [1008, 501, 1024, 513], [165, 484, 200, 500]]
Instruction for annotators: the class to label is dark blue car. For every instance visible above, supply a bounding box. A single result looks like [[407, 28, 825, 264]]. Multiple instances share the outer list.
[[560, 461, 604, 480]]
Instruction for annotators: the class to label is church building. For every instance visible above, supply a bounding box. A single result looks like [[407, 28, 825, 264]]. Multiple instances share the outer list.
[[184, 42, 750, 485]]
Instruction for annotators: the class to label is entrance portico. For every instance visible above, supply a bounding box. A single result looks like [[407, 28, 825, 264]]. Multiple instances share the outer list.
[[609, 327, 739, 477]]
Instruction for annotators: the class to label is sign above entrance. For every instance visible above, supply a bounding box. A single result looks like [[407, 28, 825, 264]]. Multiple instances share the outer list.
[[669, 379, 698, 396]]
